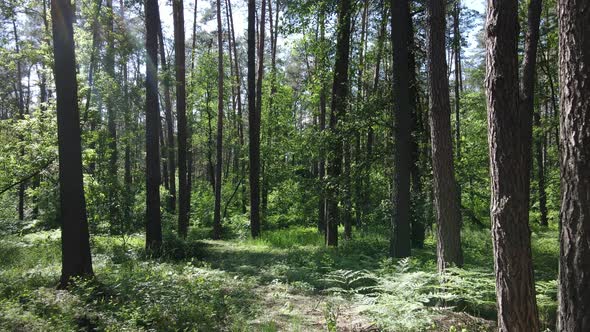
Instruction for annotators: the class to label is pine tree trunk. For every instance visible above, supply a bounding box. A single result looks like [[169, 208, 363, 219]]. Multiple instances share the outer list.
[[534, 111, 548, 227], [390, 0, 411, 258], [158, 14, 177, 213], [50, 0, 94, 286], [106, 0, 117, 186], [174, 0, 189, 238], [257, 0, 267, 223], [212, 0, 224, 239], [428, 0, 463, 271], [145, 0, 162, 251], [557, 0, 590, 329], [485, 0, 539, 329], [326, 0, 352, 247], [248, 0, 261, 238], [317, 7, 327, 234], [453, 1, 462, 162], [408, 10, 425, 249]]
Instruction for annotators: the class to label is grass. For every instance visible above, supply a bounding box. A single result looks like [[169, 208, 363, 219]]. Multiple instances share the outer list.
[[0, 223, 559, 331]]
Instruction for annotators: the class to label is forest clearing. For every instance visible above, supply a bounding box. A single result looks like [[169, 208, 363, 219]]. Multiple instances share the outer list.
[[0, 0, 588, 330]]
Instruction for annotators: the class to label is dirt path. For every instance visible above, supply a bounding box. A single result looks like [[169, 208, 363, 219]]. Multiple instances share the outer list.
[[249, 283, 378, 331]]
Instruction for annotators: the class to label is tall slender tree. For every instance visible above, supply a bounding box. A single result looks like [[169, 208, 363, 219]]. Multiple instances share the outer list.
[[452, 0, 462, 162], [485, 0, 539, 329], [174, 0, 190, 238], [50, 0, 94, 287], [12, 18, 25, 221], [520, 0, 542, 228], [256, 0, 267, 220], [212, 0, 224, 239], [106, 0, 117, 184], [557, 0, 590, 329], [390, 0, 411, 258], [248, 0, 261, 238], [428, 0, 463, 270], [145, 0, 162, 251], [326, 0, 352, 247], [157, 13, 177, 213]]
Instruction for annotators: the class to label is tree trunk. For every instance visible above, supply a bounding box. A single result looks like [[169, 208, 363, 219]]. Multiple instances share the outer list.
[[160, 118, 169, 189], [50, 0, 94, 287], [326, 0, 352, 247], [145, 0, 162, 251], [519, 0, 545, 230], [428, 0, 463, 271], [212, 0, 224, 240], [257, 0, 267, 222], [106, 0, 118, 186], [248, 0, 261, 238], [390, 0, 411, 258], [485, 0, 540, 329], [13, 19, 26, 221], [534, 111, 548, 226], [225, 0, 246, 214], [409, 12, 425, 249], [174, 0, 189, 238], [453, 0, 462, 162], [158, 13, 177, 213], [557, 0, 590, 329], [317, 8, 327, 234]]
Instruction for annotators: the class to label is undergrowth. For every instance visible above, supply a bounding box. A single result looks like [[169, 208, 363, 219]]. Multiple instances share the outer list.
[[0, 222, 559, 331]]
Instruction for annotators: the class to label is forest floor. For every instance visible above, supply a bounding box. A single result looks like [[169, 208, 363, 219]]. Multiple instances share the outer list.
[[0, 220, 558, 331]]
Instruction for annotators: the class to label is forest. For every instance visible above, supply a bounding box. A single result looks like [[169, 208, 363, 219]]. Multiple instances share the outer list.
[[0, 0, 588, 330]]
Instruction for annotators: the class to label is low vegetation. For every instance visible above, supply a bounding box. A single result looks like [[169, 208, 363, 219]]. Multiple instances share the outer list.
[[0, 221, 558, 331]]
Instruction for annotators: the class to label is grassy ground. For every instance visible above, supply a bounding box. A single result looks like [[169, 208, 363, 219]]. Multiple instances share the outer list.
[[0, 223, 558, 331]]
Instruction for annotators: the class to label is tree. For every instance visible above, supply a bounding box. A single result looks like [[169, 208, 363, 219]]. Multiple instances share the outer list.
[[317, 6, 328, 234], [428, 0, 463, 271], [174, 0, 190, 238], [158, 12, 177, 213], [145, 0, 162, 251], [557, 0, 590, 329], [390, 0, 411, 258], [106, 0, 118, 191], [485, 0, 540, 329], [248, 0, 261, 238], [50, 0, 94, 287], [326, 0, 352, 247], [256, 0, 267, 221], [212, 0, 224, 239]]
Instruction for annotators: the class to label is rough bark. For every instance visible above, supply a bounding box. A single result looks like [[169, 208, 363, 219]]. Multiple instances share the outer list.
[[390, 0, 411, 258], [520, 0, 542, 221], [50, 0, 94, 287], [13, 19, 26, 221], [106, 0, 118, 185], [534, 111, 548, 227], [428, 0, 463, 271], [326, 0, 352, 247], [317, 8, 327, 234], [145, 0, 162, 251], [485, 0, 539, 329], [248, 0, 261, 238], [557, 0, 590, 329], [453, 0, 462, 162], [174, 0, 190, 238], [158, 14, 177, 213], [212, 0, 224, 239], [520, 0, 545, 229], [257, 0, 267, 221], [408, 9, 425, 249]]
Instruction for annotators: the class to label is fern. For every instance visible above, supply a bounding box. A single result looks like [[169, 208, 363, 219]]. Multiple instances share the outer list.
[[322, 269, 379, 296]]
